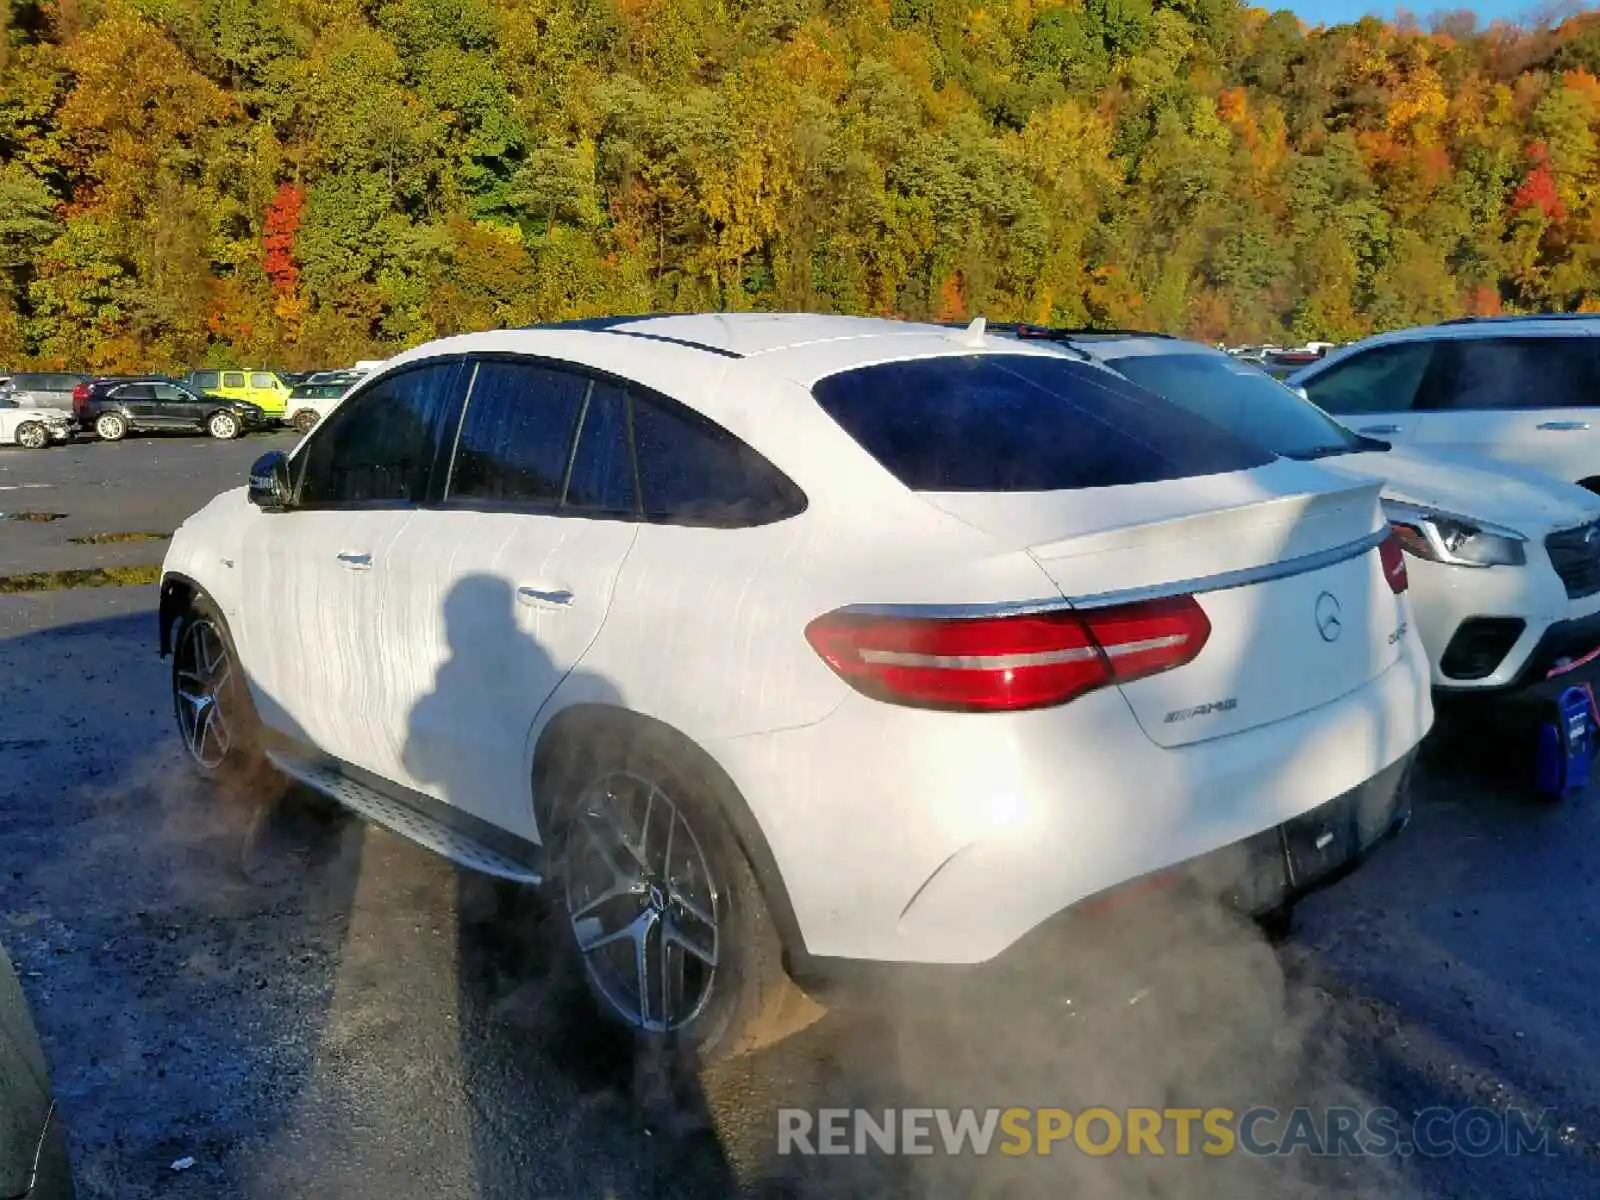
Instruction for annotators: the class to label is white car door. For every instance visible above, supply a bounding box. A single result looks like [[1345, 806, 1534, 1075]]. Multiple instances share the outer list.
[[387, 358, 639, 839], [1298, 339, 1438, 446], [236, 358, 468, 772], [1409, 334, 1600, 487]]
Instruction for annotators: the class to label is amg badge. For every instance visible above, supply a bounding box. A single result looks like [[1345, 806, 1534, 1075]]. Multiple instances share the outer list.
[[1164, 698, 1238, 724]]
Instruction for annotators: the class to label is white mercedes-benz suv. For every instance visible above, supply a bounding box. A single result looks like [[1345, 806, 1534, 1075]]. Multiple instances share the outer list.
[[158, 314, 1432, 1058]]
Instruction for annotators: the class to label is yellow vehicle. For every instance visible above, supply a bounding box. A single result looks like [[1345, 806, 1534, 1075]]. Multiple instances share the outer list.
[[185, 369, 291, 421]]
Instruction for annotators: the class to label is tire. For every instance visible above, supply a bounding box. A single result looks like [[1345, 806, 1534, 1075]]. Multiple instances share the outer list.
[[14, 421, 48, 450], [544, 726, 800, 1065], [94, 412, 127, 441], [207, 411, 240, 439], [292, 408, 318, 434], [171, 596, 275, 790]]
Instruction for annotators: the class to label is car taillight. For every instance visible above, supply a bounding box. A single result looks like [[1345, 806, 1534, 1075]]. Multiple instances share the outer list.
[[804, 596, 1211, 712], [1378, 531, 1408, 594], [71, 382, 89, 412]]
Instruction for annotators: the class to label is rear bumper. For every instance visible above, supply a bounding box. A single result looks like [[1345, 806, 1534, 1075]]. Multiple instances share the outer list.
[[716, 634, 1432, 968], [795, 752, 1413, 1001]]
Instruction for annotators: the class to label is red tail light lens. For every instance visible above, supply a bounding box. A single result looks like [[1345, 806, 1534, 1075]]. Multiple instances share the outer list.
[[1378, 531, 1409, 594], [804, 596, 1211, 712], [71, 382, 89, 414]]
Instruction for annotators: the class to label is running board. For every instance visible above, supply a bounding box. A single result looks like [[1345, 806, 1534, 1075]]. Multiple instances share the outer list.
[[266, 750, 542, 884]]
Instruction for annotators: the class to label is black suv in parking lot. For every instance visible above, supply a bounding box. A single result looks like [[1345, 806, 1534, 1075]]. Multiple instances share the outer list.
[[72, 377, 265, 441]]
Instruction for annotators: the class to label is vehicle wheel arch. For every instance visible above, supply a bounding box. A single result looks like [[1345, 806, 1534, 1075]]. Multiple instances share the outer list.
[[529, 700, 812, 972], [159, 573, 202, 658]]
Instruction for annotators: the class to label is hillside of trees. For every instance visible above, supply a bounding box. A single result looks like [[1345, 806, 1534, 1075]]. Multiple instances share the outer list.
[[2, 0, 1600, 370]]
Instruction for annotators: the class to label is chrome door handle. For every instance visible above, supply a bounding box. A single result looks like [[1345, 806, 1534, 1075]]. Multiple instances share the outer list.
[[517, 586, 573, 607], [336, 551, 372, 570], [1358, 424, 1400, 435], [1538, 421, 1590, 431]]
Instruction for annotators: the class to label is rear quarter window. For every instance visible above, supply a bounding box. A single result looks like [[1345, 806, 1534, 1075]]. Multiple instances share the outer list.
[[811, 354, 1272, 492]]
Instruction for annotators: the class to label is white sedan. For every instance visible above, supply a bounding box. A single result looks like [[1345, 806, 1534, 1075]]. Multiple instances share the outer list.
[[1072, 331, 1600, 693], [158, 314, 1432, 1058], [0, 399, 72, 449]]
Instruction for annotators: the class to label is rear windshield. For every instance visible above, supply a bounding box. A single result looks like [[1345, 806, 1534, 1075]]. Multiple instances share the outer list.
[[1108, 352, 1367, 460], [811, 353, 1271, 492]]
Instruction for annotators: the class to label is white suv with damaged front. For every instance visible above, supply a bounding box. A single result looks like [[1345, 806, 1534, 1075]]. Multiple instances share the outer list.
[[157, 314, 1432, 1060]]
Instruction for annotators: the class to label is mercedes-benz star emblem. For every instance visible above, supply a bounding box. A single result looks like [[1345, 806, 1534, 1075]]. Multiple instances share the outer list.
[[1315, 591, 1343, 643]]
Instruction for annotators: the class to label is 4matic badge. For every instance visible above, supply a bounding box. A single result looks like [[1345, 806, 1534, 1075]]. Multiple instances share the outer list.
[[1164, 698, 1238, 724]]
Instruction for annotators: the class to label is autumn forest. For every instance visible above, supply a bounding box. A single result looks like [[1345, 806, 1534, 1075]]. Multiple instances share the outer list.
[[1, 0, 1600, 371]]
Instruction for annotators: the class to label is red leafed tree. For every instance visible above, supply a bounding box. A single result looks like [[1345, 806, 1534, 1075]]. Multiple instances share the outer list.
[[262, 183, 304, 297], [1511, 143, 1566, 222]]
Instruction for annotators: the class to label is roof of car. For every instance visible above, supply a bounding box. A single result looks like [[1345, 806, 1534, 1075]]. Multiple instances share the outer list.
[[381, 313, 1085, 397], [524, 312, 974, 359]]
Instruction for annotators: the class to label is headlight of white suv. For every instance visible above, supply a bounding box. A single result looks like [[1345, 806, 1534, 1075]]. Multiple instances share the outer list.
[[1382, 500, 1527, 568]]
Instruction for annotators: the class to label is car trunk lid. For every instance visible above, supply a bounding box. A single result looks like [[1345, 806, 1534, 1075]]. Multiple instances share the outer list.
[[923, 461, 1403, 747]]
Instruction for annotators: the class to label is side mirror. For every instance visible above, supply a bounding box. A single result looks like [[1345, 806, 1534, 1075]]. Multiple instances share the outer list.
[[248, 451, 292, 511]]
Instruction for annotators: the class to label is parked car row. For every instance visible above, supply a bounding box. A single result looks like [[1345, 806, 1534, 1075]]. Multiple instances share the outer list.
[[0, 365, 371, 449]]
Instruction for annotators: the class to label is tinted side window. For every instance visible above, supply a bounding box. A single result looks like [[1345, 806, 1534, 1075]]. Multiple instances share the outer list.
[[565, 380, 635, 515], [222, 371, 245, 388], [152, 383, 189, 401], [251, 372, 277, 389], [113, 384, 154, 401], [812, 355, 1269, 492], [192, 371, 219, 390], [633, 396, 805, 523], [296, 361, 463, 506], [450, 362, 588, 506], [1301, 343, 1434, 415], [1420, 337, 1599, 411]]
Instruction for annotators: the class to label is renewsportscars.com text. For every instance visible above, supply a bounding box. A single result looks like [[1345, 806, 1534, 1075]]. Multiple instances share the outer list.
[[776, 1106, 1556, 1158]]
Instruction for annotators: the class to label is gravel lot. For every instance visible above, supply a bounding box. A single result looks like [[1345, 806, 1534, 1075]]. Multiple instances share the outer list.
[[4, 434, 1600, 1198]]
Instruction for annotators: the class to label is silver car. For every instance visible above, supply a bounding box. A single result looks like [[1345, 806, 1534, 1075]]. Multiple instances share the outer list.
[[3, 373, 89, 411]]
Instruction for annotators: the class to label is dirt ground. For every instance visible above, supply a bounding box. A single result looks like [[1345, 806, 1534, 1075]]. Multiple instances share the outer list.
[[3, 434, 1600, 1198]]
